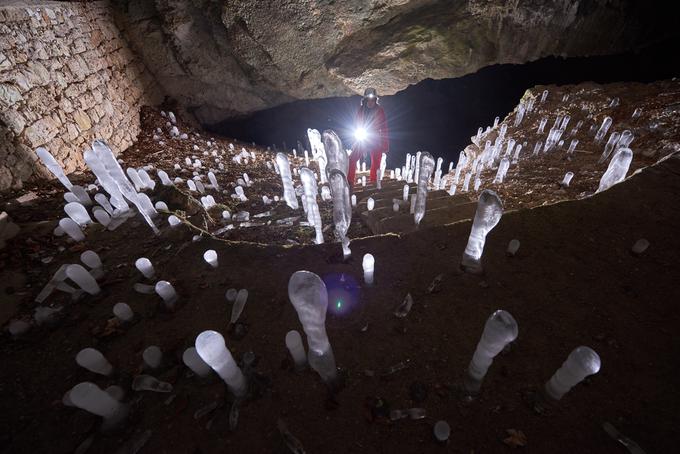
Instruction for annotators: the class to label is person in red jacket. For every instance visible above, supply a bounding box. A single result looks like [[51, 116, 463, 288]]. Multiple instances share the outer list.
[[348, 88, 389, 186]]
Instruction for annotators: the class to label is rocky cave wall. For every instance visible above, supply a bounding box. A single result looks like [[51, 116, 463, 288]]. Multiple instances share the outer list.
[[0, 1, 162, 191], [112, 0, 679, 125]]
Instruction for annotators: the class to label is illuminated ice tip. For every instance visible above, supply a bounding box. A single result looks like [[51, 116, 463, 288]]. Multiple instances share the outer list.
[[351, 194, 357, 207], [597, 147, 633, 193], [464, 310, 518, 394], [225, 288, 238, 302], [461, 190, 503, 274], [362, 253, 375, 285], [300, 168, 324, 244], [230, 289, 248, 324], [285, 330, 307, 370], [560, 172, 574, 188], [143, 346, 163, 369], [414, 152, 435, 226], [76, 347, 113, 376], [66, 264, 101, 295], [154, 280, 178, 308], [507, 239, 520, 256], [367, 197, 375, 211], [36, 147, 73, 190], [544, 346, 601, 401], [195, 330, 247, 397], [276, 152, 299, 209], [183, 347, 212, 377], [65, 202, 92, 226], [80, 250, 103, 279], [594, 116, 613, 143], [168, 215, 181, 227], [402, 184, 409, 201], [113, 302, 134, 322], [288, 271, 337, 385], [135, 257, 155, 279], [69, 382, 128, 430], [203, 249, 218, 268], [632, 238, 649, 255]]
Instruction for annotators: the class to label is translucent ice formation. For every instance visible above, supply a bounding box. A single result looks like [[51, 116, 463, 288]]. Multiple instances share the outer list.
[[87, 141, 158, 233], [183, 347, 212, 377], [225, 288, 238, 302], [113, 302, 134, 322], [367, 198, 375, 211], [155, 280, 178, 308], [594, 116, 613, 143], [362, 253, 375, 285], [230, 289, 248, 324], [143, 346, 163, 369], [493, 158, 510, 184], [158, 170, 173, 186], [64, 202, 92, 226], [544, 346, 601, 401], [434, 420, 450, 442], [560, 172, 574, 188], [462, 171, 472, 192], [323, 131, 349, 179], [195, 330, 247, 397], [599, 132, 621, 163], [632, 238, 649, 255], [126, 168, 145, 191], [461, 190, 503, 274], [80, 250, 103, 279], [285, 330, 307, 370], [36, 147, 73, 190], [329, 170, 352, 257], [300, 168, 323, 244], [66, 264, 101, 295], [464, 310, 518, 394], [69, 382, 128, 430], [414, 152, 435, 226], [135, 257, 155, 279], [597, 148, 633, 193], [276, 153, 299, 209], [168, 215, 181, 227], [288, 271, 337, 385], [76, 348, 113, 376], [203, 249, 219, 268], [208, 171, 219, 189], [506, 239, 520, 256]]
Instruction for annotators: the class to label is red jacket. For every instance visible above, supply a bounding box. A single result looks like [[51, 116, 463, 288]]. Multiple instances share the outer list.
[[354, 104, 389, 155]]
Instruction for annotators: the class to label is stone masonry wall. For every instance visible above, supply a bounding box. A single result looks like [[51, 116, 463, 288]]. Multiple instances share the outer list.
[[0, 1, 163, 191]]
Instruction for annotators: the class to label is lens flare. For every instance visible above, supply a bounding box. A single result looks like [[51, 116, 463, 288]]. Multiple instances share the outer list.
[[354, 127, 367, 142], [323, 273, 360, 317]]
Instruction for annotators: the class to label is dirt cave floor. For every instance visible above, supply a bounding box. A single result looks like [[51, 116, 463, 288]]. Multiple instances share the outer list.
[[2, 106, 680, 451], [1, 157, 679, 452]]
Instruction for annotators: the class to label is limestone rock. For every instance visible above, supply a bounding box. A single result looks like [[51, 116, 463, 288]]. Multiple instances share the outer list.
[[114, 0, 678, 123]]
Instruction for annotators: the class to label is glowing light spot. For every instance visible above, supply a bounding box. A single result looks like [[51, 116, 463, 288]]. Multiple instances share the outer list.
[[336, 301, 342, 309], [354, 127, 367, 142]]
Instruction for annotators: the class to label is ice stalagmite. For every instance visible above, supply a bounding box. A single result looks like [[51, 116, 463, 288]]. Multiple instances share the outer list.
[[461, 190, 503, 274], [70, 382, 128, 431], [300, 168, 324, 244], [560, 172, 574, 188], [414, 152, 435, 226], [87, 141, 157, 233], [597, 148, 633, 193], [285, 330, 307, 370], [464, 310, 518, 395], [195, 330, 247, 397], [594, 116, 613, 143], [308, 129, 328, 183], [36, 147, 73, 190], [544, 346, 600, 401], [275, 152, 299, 209], [66, 264, 101, 295], [599, 132, 621, 163], [322, 130, 348, 179], [329, 170, 352, 257], [288, 271, 337, 386], [493, 158, 510, 184]]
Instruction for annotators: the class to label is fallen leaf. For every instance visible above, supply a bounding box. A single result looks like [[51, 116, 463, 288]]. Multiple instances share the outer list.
[[503, 429, 527, 447]]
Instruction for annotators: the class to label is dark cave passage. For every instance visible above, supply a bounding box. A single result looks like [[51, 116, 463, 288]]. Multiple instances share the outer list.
[[211, 38, 680, 169]]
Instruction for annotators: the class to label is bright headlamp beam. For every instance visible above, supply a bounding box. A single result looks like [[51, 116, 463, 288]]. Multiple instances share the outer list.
[[354, 127, 367, 142]]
